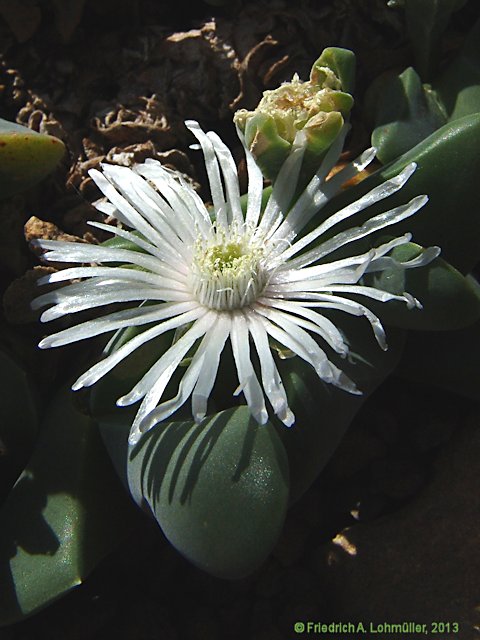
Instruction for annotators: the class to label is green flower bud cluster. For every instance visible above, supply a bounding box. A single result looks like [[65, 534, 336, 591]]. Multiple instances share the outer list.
[[234, 48, 355, 183]]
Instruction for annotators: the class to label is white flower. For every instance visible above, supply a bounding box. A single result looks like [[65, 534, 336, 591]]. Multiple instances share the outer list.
[[33, 120, 439, 445]]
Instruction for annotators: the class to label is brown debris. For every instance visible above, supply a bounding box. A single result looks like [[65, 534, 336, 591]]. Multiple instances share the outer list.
[[92, 96, 175, 147], [25, 216, 88, 249], [161, 19, 241, 120], [24, 215, 94, 269]]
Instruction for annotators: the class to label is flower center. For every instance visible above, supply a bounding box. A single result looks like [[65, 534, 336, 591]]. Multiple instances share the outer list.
[[191, 233, 268, 311]]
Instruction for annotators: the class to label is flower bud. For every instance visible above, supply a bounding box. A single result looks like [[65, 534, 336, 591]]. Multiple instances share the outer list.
[[234, 48, 355, 182]]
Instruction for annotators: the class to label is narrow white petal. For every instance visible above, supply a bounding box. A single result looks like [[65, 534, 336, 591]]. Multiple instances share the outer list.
[[126, 312, 217, 444], [277, 163, 420, 264], [89, 168, 170, 250], [367, 245, 441, 272], [39, 290, 147, 322], [34, 278, 189, 322], [259, 297, 348, 356], [245, 310, 294, 426], [325, 146, 377, 190], [119, 311, 215, 407], [36, 240, 188, 284], [271, 123, 349, 241], [271, 291, 389, 349], [313, 284, 420, 309], [230, 312, 268, 424], [207, 131, 243, 225], [185, 120, 227, 226], [191, 315, 231, 422], [271, 250, 374, 284], [255, 141, 306, 238], [38, 266, 171, 288], [39, 300, 199, 348], [127, 164, 200, 243], [238, 126, 264, 228], [71, 306, 206, 390], [87, 221, 188, 270], [255, 310, 360, 394], [137, 348, 206, 432]]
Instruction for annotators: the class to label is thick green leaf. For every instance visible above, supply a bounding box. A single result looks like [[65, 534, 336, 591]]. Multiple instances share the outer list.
[[369, 67, 447, 164], [276, 314, 406, 503], [0, 119, 65, 199], [0, 350, 38, 502], [313, 114, 480, 275], [434, 16, 480, 121], [404, 0, 468, 80], [0, 390, 137, 626], [397, 317, 480, 399], [121, 406, 289, 579], [363, 243, 480, 330]]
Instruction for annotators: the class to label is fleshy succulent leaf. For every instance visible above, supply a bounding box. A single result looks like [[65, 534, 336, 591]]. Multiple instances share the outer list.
[[0, 349, 38, 502], [0, 390, 137, 625], [0, 118, 65, 199], [368, 67, 447, 164], [313, 113, 480, 275], [434, 15, 480, 121], [100, 407, 289, 579], [362, 242, 480, 330]]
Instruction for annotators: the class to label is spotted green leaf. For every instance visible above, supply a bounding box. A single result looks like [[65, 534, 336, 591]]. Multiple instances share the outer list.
[[0, 118, 65, 199]]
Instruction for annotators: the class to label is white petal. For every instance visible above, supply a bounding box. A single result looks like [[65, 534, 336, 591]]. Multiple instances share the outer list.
[[271, 291, 388, 349], [271, 123, 349, 241], [237, 125, 264, 228], [129, 163, 204, 242], [245, 310, 294, 426], [185, 120, 227, 227], [277, 163, 420, 264], [230, 311, 268, 424], [119, 311, 215, 407], [36, 239, 188, 284], [38, 283, 180, 321], [259, 297, 348, 356], [39, 300, 199, 348], [191, 314, 231, 422], [207, 131, 244, 226], [87, 221, 188, 271], [255, 309, 360, 394], [38, 266, 172, 288], [89, 168, 171, 250], [137, 349, 206, 432], [255, 142, 306, 239], [71, 306, 206, 390]]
